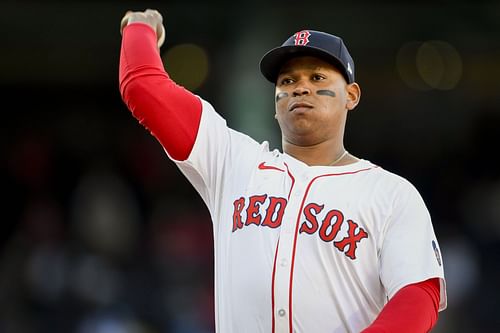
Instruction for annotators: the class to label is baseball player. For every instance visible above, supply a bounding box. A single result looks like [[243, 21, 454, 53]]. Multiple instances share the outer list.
[[119, 9, 447, 333]]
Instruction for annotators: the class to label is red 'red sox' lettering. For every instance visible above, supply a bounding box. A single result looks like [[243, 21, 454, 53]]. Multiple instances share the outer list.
[[232, 197, 245, 232], [320, 209, 345, 242], [262, 196, 287, 228], [300, 202, 368, 260], [245, 194, 267, 226], [300, 203, 323, 234], [334, 219, 368, 260], [233, 195, 286, 231], [232, 196, 368, 260]]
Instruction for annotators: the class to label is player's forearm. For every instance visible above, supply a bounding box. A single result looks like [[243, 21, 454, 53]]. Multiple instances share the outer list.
[[119, 22, 202, 160], [361, 278, 440, 333]]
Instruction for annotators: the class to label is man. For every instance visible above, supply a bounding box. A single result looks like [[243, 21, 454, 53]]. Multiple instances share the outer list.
[[119, 9, 447, 333]]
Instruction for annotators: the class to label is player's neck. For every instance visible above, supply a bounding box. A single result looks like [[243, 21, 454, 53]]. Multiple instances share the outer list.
[[283, 139, 353, 167]]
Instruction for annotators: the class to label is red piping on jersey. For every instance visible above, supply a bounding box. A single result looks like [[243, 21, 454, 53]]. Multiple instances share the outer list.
[[270, 162, 295, 333], [271, 238, 280, 333], [284, 163, 295, 201], [287, 166, 377, 333]]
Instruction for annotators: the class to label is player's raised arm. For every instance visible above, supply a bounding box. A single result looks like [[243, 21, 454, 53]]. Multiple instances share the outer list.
[[118, 9, 202, 161]]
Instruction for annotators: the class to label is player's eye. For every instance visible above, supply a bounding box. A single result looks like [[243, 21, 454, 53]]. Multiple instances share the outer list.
[[312, 74, 326, 81], [279, 77, 294, 85]]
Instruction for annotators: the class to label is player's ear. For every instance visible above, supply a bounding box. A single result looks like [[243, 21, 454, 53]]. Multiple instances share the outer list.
[[346, 82, 361, 111]]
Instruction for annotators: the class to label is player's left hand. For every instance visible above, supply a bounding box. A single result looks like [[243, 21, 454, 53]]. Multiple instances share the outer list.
[[120, 8, 166, 48]]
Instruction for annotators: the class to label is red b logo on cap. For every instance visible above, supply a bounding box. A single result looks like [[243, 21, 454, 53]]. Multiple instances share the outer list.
[[294, 30, 311, 46]]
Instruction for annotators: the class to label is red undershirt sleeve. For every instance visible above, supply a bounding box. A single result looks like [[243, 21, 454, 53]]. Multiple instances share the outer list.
[[361, 278, 440, 333], [119, 22, 202, 161]]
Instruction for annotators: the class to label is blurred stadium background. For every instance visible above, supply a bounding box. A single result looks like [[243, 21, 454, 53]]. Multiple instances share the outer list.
[[2, 0, 499, 332]]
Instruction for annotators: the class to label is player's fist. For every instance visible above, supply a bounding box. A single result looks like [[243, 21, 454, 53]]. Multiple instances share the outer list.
[[120, 9, 166, 48]]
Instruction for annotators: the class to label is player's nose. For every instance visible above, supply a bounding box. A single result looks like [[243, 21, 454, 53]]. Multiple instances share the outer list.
[[292, 85, 311, 96]]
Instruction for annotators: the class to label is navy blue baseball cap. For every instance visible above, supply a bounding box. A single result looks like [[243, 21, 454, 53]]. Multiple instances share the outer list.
[[259, 30, 355, 84]]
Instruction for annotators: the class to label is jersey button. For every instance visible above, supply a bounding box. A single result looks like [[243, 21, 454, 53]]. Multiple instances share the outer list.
[[278, 309, 286, 317], [280, 258, 288, 267]]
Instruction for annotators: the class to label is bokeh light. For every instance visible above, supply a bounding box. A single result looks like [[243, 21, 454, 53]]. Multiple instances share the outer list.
[[162, 43, 209, 91], [397, 40, 462, 90]]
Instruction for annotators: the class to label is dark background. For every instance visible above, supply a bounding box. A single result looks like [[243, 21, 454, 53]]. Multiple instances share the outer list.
[[2, 1, 499, 332]]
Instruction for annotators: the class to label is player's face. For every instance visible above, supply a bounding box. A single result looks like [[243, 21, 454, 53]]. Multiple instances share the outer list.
[[274, 56, 360, 147]]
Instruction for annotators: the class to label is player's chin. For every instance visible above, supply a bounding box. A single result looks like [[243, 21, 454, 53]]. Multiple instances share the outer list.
[[287, 136, 322, 147], [283, 126, 320, 144]]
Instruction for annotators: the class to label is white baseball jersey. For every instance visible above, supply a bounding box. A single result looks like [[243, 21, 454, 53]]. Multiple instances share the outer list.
[[168, 98, 447, 333]]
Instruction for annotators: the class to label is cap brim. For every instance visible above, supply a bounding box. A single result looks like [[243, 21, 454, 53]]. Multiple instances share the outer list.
[[259, 45, 349, 84]]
